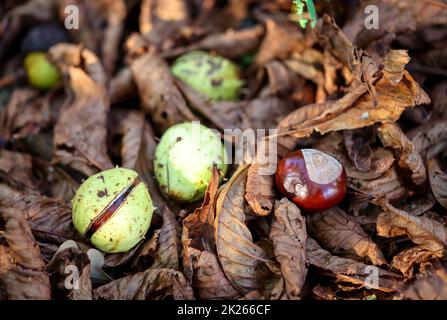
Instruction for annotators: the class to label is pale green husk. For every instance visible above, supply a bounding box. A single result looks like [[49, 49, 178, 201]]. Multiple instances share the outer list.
[[154, 122, 228, 202], [24, 52, 60, 90], [171, 51, 243, 101], [72, 167, 153, 253]]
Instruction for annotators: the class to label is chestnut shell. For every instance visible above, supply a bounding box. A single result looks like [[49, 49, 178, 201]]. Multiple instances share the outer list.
[[275, 149, 347, 211]]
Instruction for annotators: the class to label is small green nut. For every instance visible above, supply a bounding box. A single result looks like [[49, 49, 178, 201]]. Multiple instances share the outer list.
[[72, 168, 154, 253], [24, 52, 60, 90], [154, 122, 228, 203], [171, 51, 243, 101]]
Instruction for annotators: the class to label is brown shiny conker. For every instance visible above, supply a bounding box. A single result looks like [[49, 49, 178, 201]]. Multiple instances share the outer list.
[[275, 149, 347, 211]]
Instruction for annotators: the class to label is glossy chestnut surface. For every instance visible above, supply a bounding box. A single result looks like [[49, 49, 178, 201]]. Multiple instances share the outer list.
[[275, 149, 347, 211]]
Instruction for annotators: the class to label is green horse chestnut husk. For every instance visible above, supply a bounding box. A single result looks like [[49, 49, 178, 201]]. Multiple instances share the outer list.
[[154, 122, 228, 203], [24, 52, 60, 90], [72, 167, 154, 253], [171, 51, 243, 101]]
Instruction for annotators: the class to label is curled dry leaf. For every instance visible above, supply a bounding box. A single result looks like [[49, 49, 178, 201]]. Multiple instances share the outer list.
[[0, 184, 80, 244], [343, 127, 374, 172], [244, 97, 295, 131], [0, 88, 46, 141], [34, 159, 80, 203], [0, 207, 51, 299], [130, 51, 197, 133], [278, 18, 430, 139], [350, 167, 406, 202], [264, 61, 298, 97], [307, 207, 386, 266], [139, 0, 189, 49], [245, 147, 277, 217], [215, 166, 280, 296], [307, 238, 399, 292], [49, 44, 113, 177], [94, 268, 194, 300], [277, 67, 430, 140], [403, 268, 447, 300], [183, 165, 219, 254], [382, 50, 411, 85], [175, 79, 250, 131], [270, 198, 307, 300], [427, 158, 447, 209], [377, 122, 426, 186], [391, 246, 443, 279], [408, 120, 447, 161], [187, 250, 240, 300], [255, 19, 304, 68], [182, 166, 240, 299], [151, 206, 182, 270], [400, 193, 436, 216], [316, 132, 405, 201], [163, 25, 264, 60], [46, 244, 92, 300], [376, 200, 447, 252], [108, 68, 137, 104], [0, 150, 35, 189], [284, 49, 326, 102]]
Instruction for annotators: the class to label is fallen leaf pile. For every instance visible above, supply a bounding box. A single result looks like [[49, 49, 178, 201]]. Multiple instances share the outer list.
[[0, 0, 447, 300]]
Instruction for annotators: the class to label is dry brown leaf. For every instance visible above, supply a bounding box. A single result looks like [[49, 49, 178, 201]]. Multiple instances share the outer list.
[[350, 166, 406, 202], [30, 157, 80, 203], [130, 51, 197, 133], [377, 199, 447, 252], [403, 268, 447, 300], [427, 158, 447, 209], [163, 25, 264, 60], [175, 79, 250, 131], [431, 82, 447, 118], [408, 120, 447, 161], [400, 193, 437, 216], [316, 132, 395, 181], [277, 67, 430, 140], [49, 44, 113, 177], [270, 198, 307, 300], [307, 207, 387, 266], [0, 206, 51, 299], [215, 165, 280, 295], [0, 184, 80, 244], [307, 238, 399, 292], [243, 97, 294, 131], [343, 127, 375, 172], [245, 153, 277, 217], [151, 206, 181, 270], [378, 122, 426, 185], [264, 61, 298, 97], [383, 50, 411, 85], [183, 166, 219, 254], [94, 268, 194, 300], [0, 150, 35, 189], [187, 248, 240, 300], [0, 88, 47, 141], [139, 0, 189, 49], [391, 246, 443, 279], [255, 19, 304, 68], [108, 68, 137, 104]]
